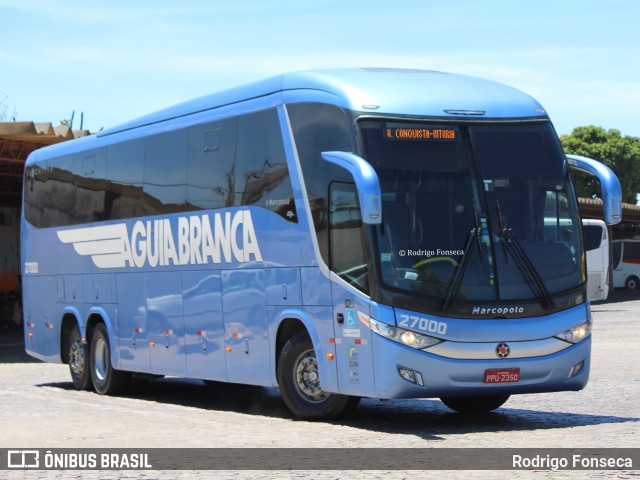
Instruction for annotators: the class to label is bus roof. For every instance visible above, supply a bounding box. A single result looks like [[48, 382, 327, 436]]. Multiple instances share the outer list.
[[99, 68, 547, 137]]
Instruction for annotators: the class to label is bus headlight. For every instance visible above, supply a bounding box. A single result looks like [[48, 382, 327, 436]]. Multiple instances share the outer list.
[[555, 320, 592, 344], [369, 318, 442, 350]]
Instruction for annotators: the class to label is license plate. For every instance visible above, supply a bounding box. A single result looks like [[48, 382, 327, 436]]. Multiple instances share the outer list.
[[484, 368, 520, 384]]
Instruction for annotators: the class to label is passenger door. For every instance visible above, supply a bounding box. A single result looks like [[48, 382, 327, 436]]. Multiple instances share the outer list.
[[328, 183, 375, 397]]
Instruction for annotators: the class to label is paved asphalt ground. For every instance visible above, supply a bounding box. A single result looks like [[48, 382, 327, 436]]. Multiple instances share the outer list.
[[0, 290, 638, 479]]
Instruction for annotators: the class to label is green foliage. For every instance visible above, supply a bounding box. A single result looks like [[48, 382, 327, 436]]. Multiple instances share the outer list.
[[560, 126, 640, 204]]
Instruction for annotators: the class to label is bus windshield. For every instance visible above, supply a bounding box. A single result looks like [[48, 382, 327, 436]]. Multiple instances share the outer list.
[[358, 120, 584, 311]]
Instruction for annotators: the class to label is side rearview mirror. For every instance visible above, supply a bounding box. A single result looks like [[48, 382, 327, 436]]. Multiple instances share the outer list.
[[321, 151, 382, 225], [566, 154, 622, 225]]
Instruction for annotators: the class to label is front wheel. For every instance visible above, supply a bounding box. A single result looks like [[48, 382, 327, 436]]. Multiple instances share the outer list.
[[90, 323, 130, 395], [625, 276, 639, 290], [440, 394, 510, 413], [277, 332, 359, 420], [68, 324, 91, 390]]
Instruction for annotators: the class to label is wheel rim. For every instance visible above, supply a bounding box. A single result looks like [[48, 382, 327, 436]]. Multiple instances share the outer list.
[[69, 339, 84, 376], [628, 278, 637, 289], [293, 349, 329, 403], [93, 337, 108, 382]]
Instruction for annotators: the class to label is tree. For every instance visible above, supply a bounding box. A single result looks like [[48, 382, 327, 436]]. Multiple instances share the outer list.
[[0, 91, 18, 121], [560, 126, 640, 204]]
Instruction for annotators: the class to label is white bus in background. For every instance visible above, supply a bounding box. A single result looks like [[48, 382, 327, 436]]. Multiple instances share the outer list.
[[612, 239, 640, 290], [582, 219, 610, 302]]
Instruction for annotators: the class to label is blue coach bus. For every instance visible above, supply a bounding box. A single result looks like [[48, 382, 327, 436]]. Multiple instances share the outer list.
[[21, 69, 622, 419]]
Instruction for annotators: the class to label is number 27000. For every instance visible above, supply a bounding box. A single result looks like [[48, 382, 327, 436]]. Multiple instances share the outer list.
[[398, 314, 447, 335]]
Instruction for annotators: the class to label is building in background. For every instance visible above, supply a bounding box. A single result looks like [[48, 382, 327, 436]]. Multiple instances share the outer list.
[[0, 122, 89, 328]]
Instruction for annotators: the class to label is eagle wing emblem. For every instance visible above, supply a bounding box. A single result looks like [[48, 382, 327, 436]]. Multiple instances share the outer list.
[[57, 223, 129, 269]]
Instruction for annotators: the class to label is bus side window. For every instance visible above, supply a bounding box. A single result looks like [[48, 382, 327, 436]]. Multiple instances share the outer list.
[[235, 109, 297, 221], [623, 241, 640, 262], [46, 155, 75, 226], [583, 225, 603, 252], [186, 109, 297, 221], [144, 129, 188, 214], [612, 241, 622, 270], [106, 139, 145, 220], [73, 152, 108, 223], [187, 117, 238, 210], [287, 103, 356, 263], [24, 162, 48, 228]]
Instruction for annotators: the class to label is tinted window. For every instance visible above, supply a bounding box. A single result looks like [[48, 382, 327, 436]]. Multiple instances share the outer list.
[[187, 117, 237, 210], [623, 242, 640, 261], [73, 151, 108, 223], [612, 242, 622, 269], [235, 109, 296, 221], [583, 224, 603, 252], [330, 182, 368, 293], [360, 119, 582, 312], [25, 108, 296, 228], [186, 108, 297, 222], [107, 139, 145, 219], [23, 162, 48, 228], [144, 129, 187, 214], [45, 155, 75, 227], [287, 103, 355, 262]]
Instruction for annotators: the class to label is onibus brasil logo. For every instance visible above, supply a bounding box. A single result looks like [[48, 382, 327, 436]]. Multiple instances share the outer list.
[[56, 210, 262, 269]]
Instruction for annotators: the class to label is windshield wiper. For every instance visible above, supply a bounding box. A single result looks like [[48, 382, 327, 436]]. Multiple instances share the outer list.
[[496, 201, 555, 310], [442, 201, 484, 312], [472, 200, 483, 263], [442, 227, 479, 312]]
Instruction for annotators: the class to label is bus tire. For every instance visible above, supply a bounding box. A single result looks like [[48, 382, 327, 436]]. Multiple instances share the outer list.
[[90, 323, 130, 395], [440, 394, 510, 413], [625, 276, 639, 290], [277, 332, 359, 420], [68, 324, 91, 391]]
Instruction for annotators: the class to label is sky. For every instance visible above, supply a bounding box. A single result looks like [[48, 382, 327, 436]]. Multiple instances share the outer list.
[[1, 0, 638, 137]]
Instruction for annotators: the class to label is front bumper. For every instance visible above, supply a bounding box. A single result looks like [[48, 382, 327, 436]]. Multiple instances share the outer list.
[[371, 333, 590, 399]]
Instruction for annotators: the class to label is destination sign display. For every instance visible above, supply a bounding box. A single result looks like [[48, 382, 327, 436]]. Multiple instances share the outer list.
[[384, 124, 459, 141]]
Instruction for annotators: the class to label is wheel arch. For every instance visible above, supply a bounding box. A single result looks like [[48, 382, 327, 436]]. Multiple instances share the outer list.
[[275, 317, 309, 369], [84, 306, 121, 369], [59, 309, 81, 364], [626, 275, 639, 290], [270, 309, 338, 393]]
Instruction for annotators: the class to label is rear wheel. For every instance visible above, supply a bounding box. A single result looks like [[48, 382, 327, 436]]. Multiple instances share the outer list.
[[90, 323, 130, 395], [277, 332, 359, 420], [440, 394, 510, 413], [68, 324, 91, 390]]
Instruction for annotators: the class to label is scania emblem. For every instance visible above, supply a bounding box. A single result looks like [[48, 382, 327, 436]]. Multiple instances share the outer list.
[[495, 342, 511, 358]]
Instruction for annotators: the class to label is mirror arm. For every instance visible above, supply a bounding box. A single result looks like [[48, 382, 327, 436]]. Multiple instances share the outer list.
[[321, 151, 382, 224], [566, 154, 622, 225]]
